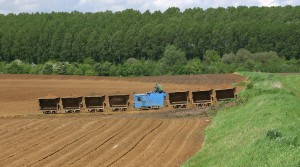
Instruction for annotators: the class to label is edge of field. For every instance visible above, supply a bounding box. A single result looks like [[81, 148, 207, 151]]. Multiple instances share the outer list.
[[183, 72, 300, 167]]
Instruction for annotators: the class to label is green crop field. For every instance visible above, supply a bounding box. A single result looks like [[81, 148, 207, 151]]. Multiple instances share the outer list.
[[184, 72, 300, 167]]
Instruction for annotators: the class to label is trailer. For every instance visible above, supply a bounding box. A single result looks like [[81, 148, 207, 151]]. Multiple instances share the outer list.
[[168, 91, 189, 108], [134, 92, 167, 110], [84, 95, 106, 112], [108, 94, 130, 111], [192, 89, 214, 108], [61, 97, 83, 113], [215, 87, 237, 101], [38, 98, 60, 114]]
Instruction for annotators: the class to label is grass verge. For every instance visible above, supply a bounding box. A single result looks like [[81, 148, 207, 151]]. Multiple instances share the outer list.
[[183, 72, 300, 167]]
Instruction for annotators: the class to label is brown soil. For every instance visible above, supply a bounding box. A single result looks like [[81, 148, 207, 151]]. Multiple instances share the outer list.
[[0, 73, 246, 167], [0, 73, 245, 115], [0, 111, 209, 167]]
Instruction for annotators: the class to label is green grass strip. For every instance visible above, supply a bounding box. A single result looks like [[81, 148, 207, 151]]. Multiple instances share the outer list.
[[183, 72, 300, 167]]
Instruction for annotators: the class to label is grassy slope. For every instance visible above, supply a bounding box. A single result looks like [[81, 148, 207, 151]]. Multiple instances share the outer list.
[[184, 73, 300, 167]]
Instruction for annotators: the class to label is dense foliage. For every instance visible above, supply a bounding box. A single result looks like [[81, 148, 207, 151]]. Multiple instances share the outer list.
[[0, 6, 300, 75], [0, 47, 299, 76]]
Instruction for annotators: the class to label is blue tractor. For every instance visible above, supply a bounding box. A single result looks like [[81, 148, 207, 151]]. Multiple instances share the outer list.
[[134, 92, 167, 110]]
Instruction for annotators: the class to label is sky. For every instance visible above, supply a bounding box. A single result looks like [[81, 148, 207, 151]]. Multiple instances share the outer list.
[[0, 0, 299, 14]]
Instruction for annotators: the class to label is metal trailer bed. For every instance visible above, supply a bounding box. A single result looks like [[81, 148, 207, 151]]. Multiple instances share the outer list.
[[168, 91, 189, 108], [61, 97, 83, 113], [38, 98, 60, 114], [108, 94, 130, 111], [192, 89, 214, 108], [215, 87, 237, 101], [84, 95, 106, 112]]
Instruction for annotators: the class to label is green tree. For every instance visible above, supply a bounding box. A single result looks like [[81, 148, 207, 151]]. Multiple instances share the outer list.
[[222, 52, 235, 64], [161, 45, 187, 74], [5, 60, 26, 74], [95, 61, 112, 76], [181, 58, 203, 74], [53, 62, 68, 75], [0, 62, 6, 73], [42, 63, 54, 75], [203, 50, 221, 64], [122, 58, 144, 76], [83, 57, 95, 66]]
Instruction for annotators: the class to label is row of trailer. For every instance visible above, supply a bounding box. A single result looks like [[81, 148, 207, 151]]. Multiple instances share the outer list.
[[38, 87, 237, 114]]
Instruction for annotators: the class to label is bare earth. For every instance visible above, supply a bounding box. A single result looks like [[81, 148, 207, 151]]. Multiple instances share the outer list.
[[0, 74, 245, 167]]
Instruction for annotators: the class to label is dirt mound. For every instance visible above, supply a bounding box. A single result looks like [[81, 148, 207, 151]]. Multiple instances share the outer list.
[[40, 94, 59, 99]]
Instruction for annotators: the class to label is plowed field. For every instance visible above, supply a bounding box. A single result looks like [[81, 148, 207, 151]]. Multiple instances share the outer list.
[[0, 111, 209, 167], [0, 74, 246, 167], [0, 74, 245, 115]]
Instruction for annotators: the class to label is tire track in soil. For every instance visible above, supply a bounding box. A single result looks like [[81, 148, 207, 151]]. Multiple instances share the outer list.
[[84, 119, 158, 167], [69, 119, 155, 167], [0, 119, 21, 129], [40, 118, 128, 167], [62, 118, 137, 166], [144, 120, 189, 167], [0, 120, 75, 163], [0, 120, 49, 154], [127, 119, 184, 167], [120, 119, 173, 167], [163, 119, 205, 167], [4, 118, 104, 167], [0, 118, 44, 133], [0, 119, 44, 140], [105, 120, 163, 167], [106, 120, 172, 167], [0, 120, 80, 167], [161, 119, 202, 167], [23, 119, 110, 167], [0, 119, 32, 141], [0, 119, 58, 150], [64, 118, 133, 166]]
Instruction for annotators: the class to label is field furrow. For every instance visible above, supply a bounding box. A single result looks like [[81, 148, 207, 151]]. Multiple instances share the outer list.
[[75, 119, 157, 166], [41, 118, 128, 167], [0, 121, 75, 163], [105, 120, 163, 167], [113, 119, 174, 166]]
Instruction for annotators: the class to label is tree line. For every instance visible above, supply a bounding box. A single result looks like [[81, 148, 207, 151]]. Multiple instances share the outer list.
[[0, 6, 300, 76], [0, 6, 300, 66], [0, 46, 299, 76]]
